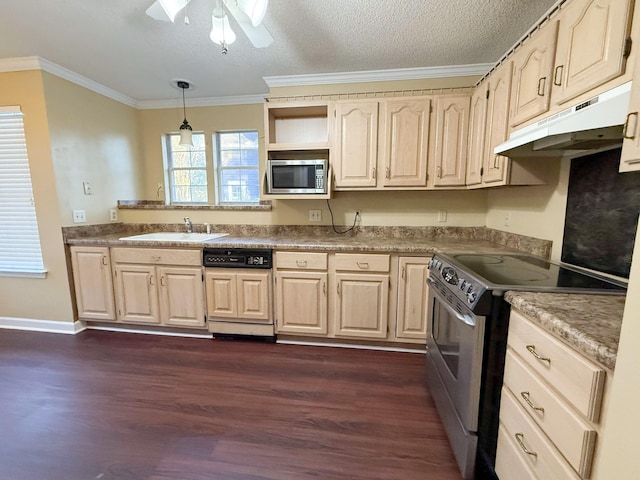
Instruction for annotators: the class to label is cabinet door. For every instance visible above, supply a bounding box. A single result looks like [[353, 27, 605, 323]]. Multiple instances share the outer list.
[[275, 271, 327, 335], [205, 270, 238, 318], [334, 101, 379, 188], [484, 61, 514, 185], [552, 0, 633, 106], [466, 86, 488, 186], [159, 266, 205, 328], [432, 94, 470, 187], [334, 273, 389, 339], [70, 246, 115, 321], [380, 98, 430, 187], [114, 264, 160, 324], [236, 271, 271, 322], [510, 21, 558, 127], [621, 49, 640, 172], [396, 258, 430, 340]]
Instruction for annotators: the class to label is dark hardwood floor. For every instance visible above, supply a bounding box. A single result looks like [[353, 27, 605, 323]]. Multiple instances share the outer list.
[[0, 329, 461, 480]]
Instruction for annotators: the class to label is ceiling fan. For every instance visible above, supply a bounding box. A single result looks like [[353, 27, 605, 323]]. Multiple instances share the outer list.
[[146, 0, 273, 53]]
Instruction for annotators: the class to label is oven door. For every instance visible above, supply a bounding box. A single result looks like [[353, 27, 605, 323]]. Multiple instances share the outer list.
[[426, 277, 486, 432]]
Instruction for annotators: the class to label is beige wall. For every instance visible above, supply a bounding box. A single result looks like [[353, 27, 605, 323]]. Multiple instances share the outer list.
[[486, 159, 568, 261], [42, 72, 144, 226], [0, 70, 73, 322]]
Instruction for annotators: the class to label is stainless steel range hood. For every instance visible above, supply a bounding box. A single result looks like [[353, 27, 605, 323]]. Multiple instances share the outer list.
[[494, 82, 632, 158]]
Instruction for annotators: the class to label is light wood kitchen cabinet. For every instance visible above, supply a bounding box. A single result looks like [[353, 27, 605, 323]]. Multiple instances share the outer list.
[[395, 257, 430, 341], [274, 252, 328, 335], [70, 246, 116, 321], [509, 20, 559, 127], [483, 61, 514, 185], [620, 21, 640, 173], [379, 98, 431, 187], [432, 94, 470, 187], [496, 308, 608, 480], [466, 85, 488, 187], [333, 97, 431, 190], [333, 253, 390, 339], [333, 101, 379, 188], [551, 0, 633, 107], [205, 269, 271, 323], [112, 248, 205, 328]]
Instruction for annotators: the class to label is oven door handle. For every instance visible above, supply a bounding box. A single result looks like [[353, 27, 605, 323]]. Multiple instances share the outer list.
[[428, 277, 477, 327]]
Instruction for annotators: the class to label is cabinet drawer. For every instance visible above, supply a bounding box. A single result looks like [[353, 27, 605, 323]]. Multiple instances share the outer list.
[[112, 247, 201, 266], [508, 310, 605, 422], [504, 349, 596, 477], [495, 424, 537, 480], [498, 387, 582, 480], [275, 251, 327, 270], [334, 253, 390, 272]]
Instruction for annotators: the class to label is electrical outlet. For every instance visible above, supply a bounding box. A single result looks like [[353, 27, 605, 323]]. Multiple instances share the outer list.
[[109, 208, 118, 222], [438, 210, 447, 222], [504, 211, 511, 227], [309, 209, 322, 222], [83, 181, 92, 195], [72, 209, 86, 223]]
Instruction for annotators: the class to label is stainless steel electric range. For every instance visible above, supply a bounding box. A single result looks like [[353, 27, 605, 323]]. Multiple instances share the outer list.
[[425, 252, 627, 480]]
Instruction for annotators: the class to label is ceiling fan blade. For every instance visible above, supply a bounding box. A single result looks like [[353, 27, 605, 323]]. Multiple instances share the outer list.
[[146, 0, 192, 22], [222, 0, 274, 48]]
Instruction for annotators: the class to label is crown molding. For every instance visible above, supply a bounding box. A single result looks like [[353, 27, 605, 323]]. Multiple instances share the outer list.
[[138, 94, 266, 109], [264, 63, 493, 87], [0, 56, 139, 108]]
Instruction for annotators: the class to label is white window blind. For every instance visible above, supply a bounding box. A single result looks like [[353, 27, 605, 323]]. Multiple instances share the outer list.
[[0, 106, 46, 277]]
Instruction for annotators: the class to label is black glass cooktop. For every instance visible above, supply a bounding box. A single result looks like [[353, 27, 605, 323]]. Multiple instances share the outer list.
[[449, 254, 627, 293]]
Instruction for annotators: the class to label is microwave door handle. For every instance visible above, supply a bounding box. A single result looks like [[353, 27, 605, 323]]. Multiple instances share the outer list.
[[428, 277, 477, 327]]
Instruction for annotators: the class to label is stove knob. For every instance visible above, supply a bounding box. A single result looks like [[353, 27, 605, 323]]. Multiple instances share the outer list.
[[467, 290, 477, 304], [427, 258, 434, 269], [459, 279, 467, 291]]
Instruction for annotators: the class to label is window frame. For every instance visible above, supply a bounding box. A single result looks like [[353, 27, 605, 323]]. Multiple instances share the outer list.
[[213, 130, 261, 206], [163, 132, 209, 205]]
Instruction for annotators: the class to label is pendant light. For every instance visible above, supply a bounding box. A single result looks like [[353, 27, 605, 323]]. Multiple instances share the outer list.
[[177, 81, 193, 146], [210, 2, 236, 54]]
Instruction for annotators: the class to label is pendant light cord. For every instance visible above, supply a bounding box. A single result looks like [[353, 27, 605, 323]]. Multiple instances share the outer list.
[[182, 85, 187, 121]]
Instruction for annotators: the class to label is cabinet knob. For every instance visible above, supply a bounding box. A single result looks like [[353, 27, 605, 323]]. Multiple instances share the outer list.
[[537, 76, 547, 96], [101, 256, 108, 266], [385, 167, 390, 179]]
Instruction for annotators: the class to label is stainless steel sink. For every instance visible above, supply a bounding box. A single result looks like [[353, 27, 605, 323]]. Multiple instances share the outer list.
[[119, 232, 229, 242]]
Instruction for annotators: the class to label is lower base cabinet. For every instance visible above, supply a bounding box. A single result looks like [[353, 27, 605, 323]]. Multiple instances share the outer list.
[[334, 272, 389, 338], [112, 248, 206, 328], [395, 257, 430, 341], [69, 246, 116, 321]]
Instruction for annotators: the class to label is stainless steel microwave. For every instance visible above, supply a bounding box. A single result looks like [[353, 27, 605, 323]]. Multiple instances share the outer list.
[[266, 159, 328, 194]]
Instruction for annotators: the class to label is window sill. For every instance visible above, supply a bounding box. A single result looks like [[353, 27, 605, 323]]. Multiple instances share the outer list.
[[0, 270, 48, 279], [117, 200, 272, 211]]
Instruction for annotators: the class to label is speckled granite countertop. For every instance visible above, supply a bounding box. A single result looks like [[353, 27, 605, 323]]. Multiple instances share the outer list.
[[505, 291, 626, 370]]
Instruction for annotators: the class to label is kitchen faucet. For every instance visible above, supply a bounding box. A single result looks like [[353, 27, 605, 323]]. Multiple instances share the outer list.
[[183, 217, 192, 233]]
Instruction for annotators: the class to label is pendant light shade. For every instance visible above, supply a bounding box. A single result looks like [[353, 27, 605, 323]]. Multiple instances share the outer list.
[[210, 7, 236, 47], [237, 0, 268, 27], [177, 81, 194, 147]]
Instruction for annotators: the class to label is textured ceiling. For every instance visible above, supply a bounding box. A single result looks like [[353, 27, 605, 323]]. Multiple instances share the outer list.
[[0, 0, 558, 102]]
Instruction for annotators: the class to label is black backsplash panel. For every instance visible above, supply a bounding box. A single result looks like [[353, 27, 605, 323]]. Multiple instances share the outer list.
[[562, 147, 640, 278]]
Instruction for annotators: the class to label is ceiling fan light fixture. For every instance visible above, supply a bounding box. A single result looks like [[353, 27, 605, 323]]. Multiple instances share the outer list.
[[210, 7, 236, 46], [177, 81, 194, 147], [236, 0, 268, 27], [156, 0, 190, 22]]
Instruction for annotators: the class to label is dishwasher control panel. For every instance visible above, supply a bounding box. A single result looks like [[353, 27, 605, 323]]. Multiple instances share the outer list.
[[203, 248, 272, 269]]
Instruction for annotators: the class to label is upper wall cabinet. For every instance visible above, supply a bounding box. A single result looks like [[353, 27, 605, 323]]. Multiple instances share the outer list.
[[333, 101, 379, 188], [509, 21, 559, 128], [466, 85, 488, 187], [432, 94, 471, 187], [552, 0, 634, 106], [333, 97, 431, 190]]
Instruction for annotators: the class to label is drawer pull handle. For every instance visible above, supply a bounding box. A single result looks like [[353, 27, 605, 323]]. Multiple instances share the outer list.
[[296, 260, 308, 267], [357, 261, 370, 269], [149, 275, 155, 286], [322, 282, 326, 295], [101, 256, 108, 266], [401, 266, 406, 278], [515, 433, 537, 458], [337, 283, 341, 296], [151, 255, 162, 262], [385, 167, 390, 179], [160, 276, 166, 287], [521, 391, 545, 413], [526, 345, 551, 364]]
